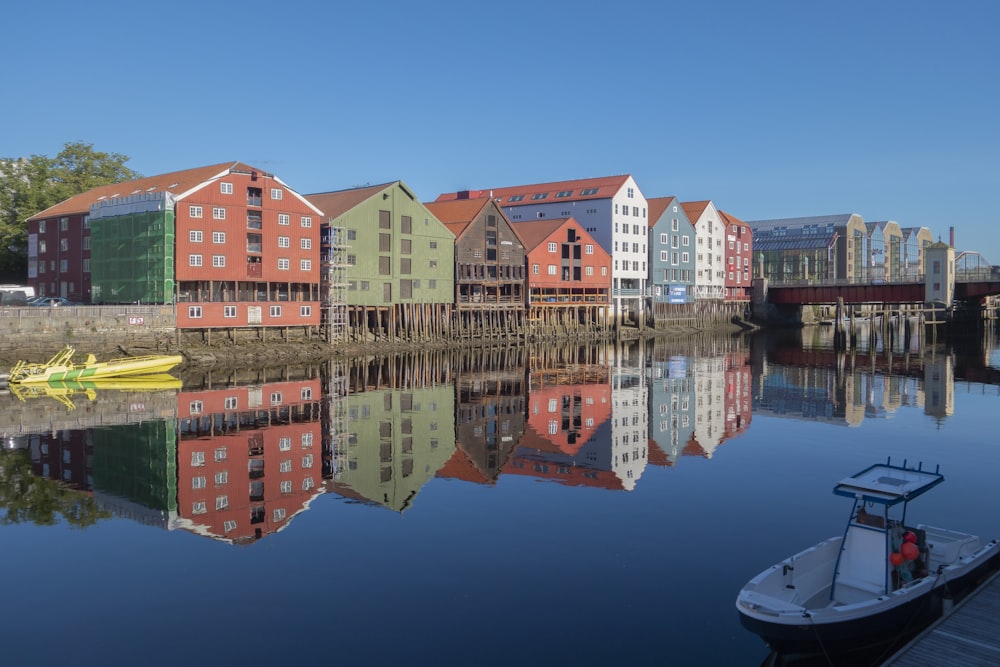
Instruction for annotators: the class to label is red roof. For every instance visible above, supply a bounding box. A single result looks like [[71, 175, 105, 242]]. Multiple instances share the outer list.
[[680, 200, 711, 223], [423, 197, 492, 239], [646, 196, 678, 228], [436, 174, 632, 205], [304, 182, 398, 219], [719, 209, 750, 230], [509, 218, 572, 252], [28, 161, 267, 221]]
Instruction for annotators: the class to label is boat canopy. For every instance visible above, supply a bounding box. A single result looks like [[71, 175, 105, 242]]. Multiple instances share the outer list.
[[833, 461, 943, 506]]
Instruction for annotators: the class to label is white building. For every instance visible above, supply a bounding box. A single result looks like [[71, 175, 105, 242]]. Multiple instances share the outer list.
[[682, 200, 726, 300]]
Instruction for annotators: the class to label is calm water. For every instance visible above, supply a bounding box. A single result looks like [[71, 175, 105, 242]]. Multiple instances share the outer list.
[[2, 329, 999, 666]]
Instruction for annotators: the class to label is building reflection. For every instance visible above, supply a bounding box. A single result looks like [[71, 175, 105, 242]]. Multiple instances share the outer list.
[[328, 353, 456, 512], [7, 333, 990, 540], [175, 378, 326, 543]]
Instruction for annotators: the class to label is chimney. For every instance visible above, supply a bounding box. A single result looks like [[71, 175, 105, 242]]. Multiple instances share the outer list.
[[457, 190, 470, 200], [949, 226, 955, 247]]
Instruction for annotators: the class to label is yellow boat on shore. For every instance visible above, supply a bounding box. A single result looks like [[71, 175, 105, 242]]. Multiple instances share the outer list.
[[6, 345, 183, 385]]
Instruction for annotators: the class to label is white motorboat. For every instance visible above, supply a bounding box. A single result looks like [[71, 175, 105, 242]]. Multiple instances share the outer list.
[[736, 460, 1000, 656]]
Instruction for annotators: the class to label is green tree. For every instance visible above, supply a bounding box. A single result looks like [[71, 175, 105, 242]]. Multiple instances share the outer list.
[[0, 449, 109, 528], [0, 142, 142, 279]]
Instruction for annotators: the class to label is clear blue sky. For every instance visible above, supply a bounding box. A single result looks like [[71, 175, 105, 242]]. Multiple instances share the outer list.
[[5, 0, 998, 263]]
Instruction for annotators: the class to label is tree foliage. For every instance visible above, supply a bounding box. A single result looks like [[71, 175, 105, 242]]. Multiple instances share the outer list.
[[0, 142, 142, 279], [0, 449, 109, 529]]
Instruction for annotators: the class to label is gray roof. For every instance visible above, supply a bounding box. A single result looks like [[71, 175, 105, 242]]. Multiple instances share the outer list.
[[747, 214, 856, 232], [754, 237, 836, 252]]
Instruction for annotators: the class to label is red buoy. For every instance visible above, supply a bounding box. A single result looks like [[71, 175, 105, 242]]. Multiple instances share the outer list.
[[901, 542, 920, 561], [889, 552, 904, 566], [903, 531, 917, 544]]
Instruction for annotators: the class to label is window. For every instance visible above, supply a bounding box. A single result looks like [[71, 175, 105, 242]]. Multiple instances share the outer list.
[[581, 188, 598, 195], [215, 471, 228, 485], [300, 238, 311, 249], [212, 231, 225, 244], [270, 305, 282, 317], [190, 400, 203, 414], [548, 265, 557, 275], [682, 252, 689, 263], [278, 258, 290, 270], [660, 251, 668, 262], [213, 207, 226, 220], [585, 266, 594, 276], [190, 206, 203, 218], [278, 214, 290, 226], [347, 254, 356, 265], [220, 182, 233, 194], [191, 451, 206, 466], [531, 193, 548, 200], [278, 236, 290, 248], [215, 446, 228, 460], [216, 496, 229, 510], [300, 216, 312, 227], [401, 215, 412, 234], [280, 480, 292, 493], [300, 305, 311, 317], [347, 229, 357, 240], [189, 254, 203, 267], [279, 460, 293, 473], [300, 259, 311, 271], [301, 387, 313, 400], [555, 190, 573, 198], [192, 502, 207, 515], [548, 242, 557, 252], [279, 437, 291, 451], [224, 305, 237, 318], [192, 476, 206, 489], [508, 195, 524, 202], [270, 392, 283, 405], [271, 188, 282, 200], [379, 210, 391, 229], [212, 255, 226, 267], [429, 241, 437, 249], [190, 230, 203, 243], [39, 220, 46, 233], [532, 263, 539, 274], [585, 244, 594, 254], [601, 266, 608, 276], [188, 306, 202, 319], [302, 454, 314, 469]]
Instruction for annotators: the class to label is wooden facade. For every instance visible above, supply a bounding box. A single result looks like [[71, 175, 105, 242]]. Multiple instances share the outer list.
[[512, 217, 612, 338], [424, 197, 526, 340], [308, 181, 456, 343], [719, 210, 753, 302]]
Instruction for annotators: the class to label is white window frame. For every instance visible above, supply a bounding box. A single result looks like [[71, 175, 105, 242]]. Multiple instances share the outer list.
[[300, 238, 311, 250], [212, 231, 226, 244], [190, 230, 203, 243], [300, 216, 312, 227], [212, 207, 226, 220], [189, 205, 203, 218], [547, 242, 557, 253], [278, 214, 290, 226], [270, 305, 282, 317], [300, 305, 312, 317], [220, 182, 233, 194], [188, 305, 202, 318], [271, 188, 282, 200], [300, 259, 311, 271], [278, 236, 290, 248], [223, 305, 237, 318], [189, 254, 203, 267], [212, 255, 225, 268], [278, 258, 289, 270]]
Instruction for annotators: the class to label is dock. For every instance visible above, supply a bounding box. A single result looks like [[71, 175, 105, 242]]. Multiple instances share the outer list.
[[883, 570, 1000, 666]]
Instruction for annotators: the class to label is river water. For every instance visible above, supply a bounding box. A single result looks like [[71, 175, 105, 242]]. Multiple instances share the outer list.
[[2, 327, 999, 666]]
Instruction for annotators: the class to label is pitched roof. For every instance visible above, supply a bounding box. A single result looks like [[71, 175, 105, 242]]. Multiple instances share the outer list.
[[680, 200, 711, 222], [646, 196, 677, 228], [509, 218, 572, 252], [423, 197, 491, 239], [28, 161, 263, 221], [304, 182, 397, 219], [435, 174, 632, 205], [719, 210, 750, 229]]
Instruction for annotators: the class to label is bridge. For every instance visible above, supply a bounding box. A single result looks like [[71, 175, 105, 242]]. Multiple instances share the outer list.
[[766, 275, 1000, 306]]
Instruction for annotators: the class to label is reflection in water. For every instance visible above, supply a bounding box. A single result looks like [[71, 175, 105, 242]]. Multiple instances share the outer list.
[[1, 331, 998, 543]]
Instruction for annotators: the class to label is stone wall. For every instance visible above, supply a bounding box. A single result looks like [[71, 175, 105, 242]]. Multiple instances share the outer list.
[[0, 305, 177, 360]]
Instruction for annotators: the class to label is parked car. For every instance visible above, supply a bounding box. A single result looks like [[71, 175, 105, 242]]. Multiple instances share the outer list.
[[30, 297, 79, 307]]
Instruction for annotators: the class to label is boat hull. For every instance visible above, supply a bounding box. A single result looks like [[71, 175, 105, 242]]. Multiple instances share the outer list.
[[15, 355, 183, 384], [738, 545, 1000, 655]]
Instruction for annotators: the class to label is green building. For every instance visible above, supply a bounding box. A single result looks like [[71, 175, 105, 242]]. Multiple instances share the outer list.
[[332, 385, 456, 512], [307, 181, 455, 341], [89, 192, 176, 304]]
